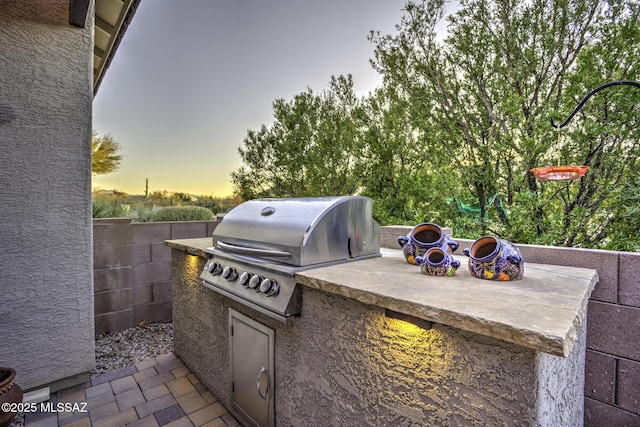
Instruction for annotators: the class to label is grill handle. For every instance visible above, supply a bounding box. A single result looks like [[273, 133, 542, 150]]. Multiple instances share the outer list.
[[217, 241, 291, 258], [257, 366, 270, 400]]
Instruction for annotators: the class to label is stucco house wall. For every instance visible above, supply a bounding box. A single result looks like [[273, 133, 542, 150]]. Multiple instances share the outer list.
[[0, 1, 96, 391]]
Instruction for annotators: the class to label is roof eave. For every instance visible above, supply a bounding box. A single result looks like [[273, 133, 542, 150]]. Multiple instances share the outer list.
[[93, 0, 142, 96]]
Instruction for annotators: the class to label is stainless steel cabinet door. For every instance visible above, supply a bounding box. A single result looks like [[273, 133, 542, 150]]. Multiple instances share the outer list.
[[229, 309, 275, 427]]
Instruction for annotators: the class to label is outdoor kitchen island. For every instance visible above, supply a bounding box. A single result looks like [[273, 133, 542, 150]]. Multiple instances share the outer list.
[[168, 237, 598, 427]]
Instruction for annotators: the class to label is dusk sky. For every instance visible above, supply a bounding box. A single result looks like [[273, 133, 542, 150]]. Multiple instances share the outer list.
[[92, 0, 439, 196]]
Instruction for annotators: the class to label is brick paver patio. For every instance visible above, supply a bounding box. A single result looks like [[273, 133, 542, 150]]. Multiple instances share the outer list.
[[23, 353, 240, 427]]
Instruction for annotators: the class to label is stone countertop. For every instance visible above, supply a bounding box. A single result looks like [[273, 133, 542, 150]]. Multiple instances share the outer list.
[[297, 248, 598, 357], [166, 238, 598, 357], [166, 238, 213, 258]]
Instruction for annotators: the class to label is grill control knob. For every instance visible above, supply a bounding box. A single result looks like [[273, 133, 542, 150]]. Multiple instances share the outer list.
[[239, 272, 252, 287], [222, 266, 237, 281], [248, 275, 263, 290], [208, 262, 222, 275], [260, 279, 280, 297]]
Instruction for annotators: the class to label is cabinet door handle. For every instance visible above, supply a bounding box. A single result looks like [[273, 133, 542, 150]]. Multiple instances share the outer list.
[[256, 366, 270, 400]]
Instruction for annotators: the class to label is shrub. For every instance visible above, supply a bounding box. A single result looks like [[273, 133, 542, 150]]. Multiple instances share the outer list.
[[126, 203, 154, 222], [92, 199, 127, 218], [148, 206, 214, 222], [92, 200, 106, 218]]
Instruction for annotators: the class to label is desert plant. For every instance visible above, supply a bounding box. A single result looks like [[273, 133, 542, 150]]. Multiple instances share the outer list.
[[92, 200, 106, 218], [92, 130, 122, 175], [148, 206, 214, 222], [92, 199, 127, 218], [125, 203, 155, 222]]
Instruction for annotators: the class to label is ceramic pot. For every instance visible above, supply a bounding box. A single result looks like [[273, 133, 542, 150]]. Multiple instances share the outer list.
[[0, 367, 23, 427], [398, 222, 459, 265], [463, 236, 524, 281], [416, 248, 461, 277]]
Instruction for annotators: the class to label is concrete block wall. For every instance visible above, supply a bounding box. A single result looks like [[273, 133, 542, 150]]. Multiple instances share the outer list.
[[381, 226, 640, 426], [93, 222, 637, 423], [93, 218, 218, 335], [94, 218, 134, 334]]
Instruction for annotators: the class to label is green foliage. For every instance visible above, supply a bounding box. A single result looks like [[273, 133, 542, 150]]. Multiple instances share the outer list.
[[230, 0, 640, 251], [92, 130, 123, 175], [232, 75, 364, 199], [126, 203, 155, 223], [369, 0, 606, 236], [605, 179, 640, 252], [148, 206, 214, 222], [92, 191, 237, 222], [92, 199, 127, 218]]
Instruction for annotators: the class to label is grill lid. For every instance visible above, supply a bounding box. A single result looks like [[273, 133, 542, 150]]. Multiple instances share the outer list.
[[213, 196, 380, 266]]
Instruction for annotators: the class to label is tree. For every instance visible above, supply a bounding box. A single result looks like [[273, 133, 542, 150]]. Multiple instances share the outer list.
[[542, 2, 640, 248], [92, 130, 122, 175], [356, 84, 460, 225], [369, 0, 639, 249], [231, 0, 639, 250], [232, 75, 364, 199]]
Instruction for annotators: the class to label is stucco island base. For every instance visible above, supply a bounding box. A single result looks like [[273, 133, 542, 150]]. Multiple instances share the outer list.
[[169, 239, 596, 427]]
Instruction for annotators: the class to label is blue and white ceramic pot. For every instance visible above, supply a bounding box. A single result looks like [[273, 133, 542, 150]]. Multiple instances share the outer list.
[[416, 248, 461, 277], [398, 222, 459, 265], [463, 236, 524, 281]]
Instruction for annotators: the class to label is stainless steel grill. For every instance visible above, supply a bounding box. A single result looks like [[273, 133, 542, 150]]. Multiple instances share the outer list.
[[200, 196, 380, 321]]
